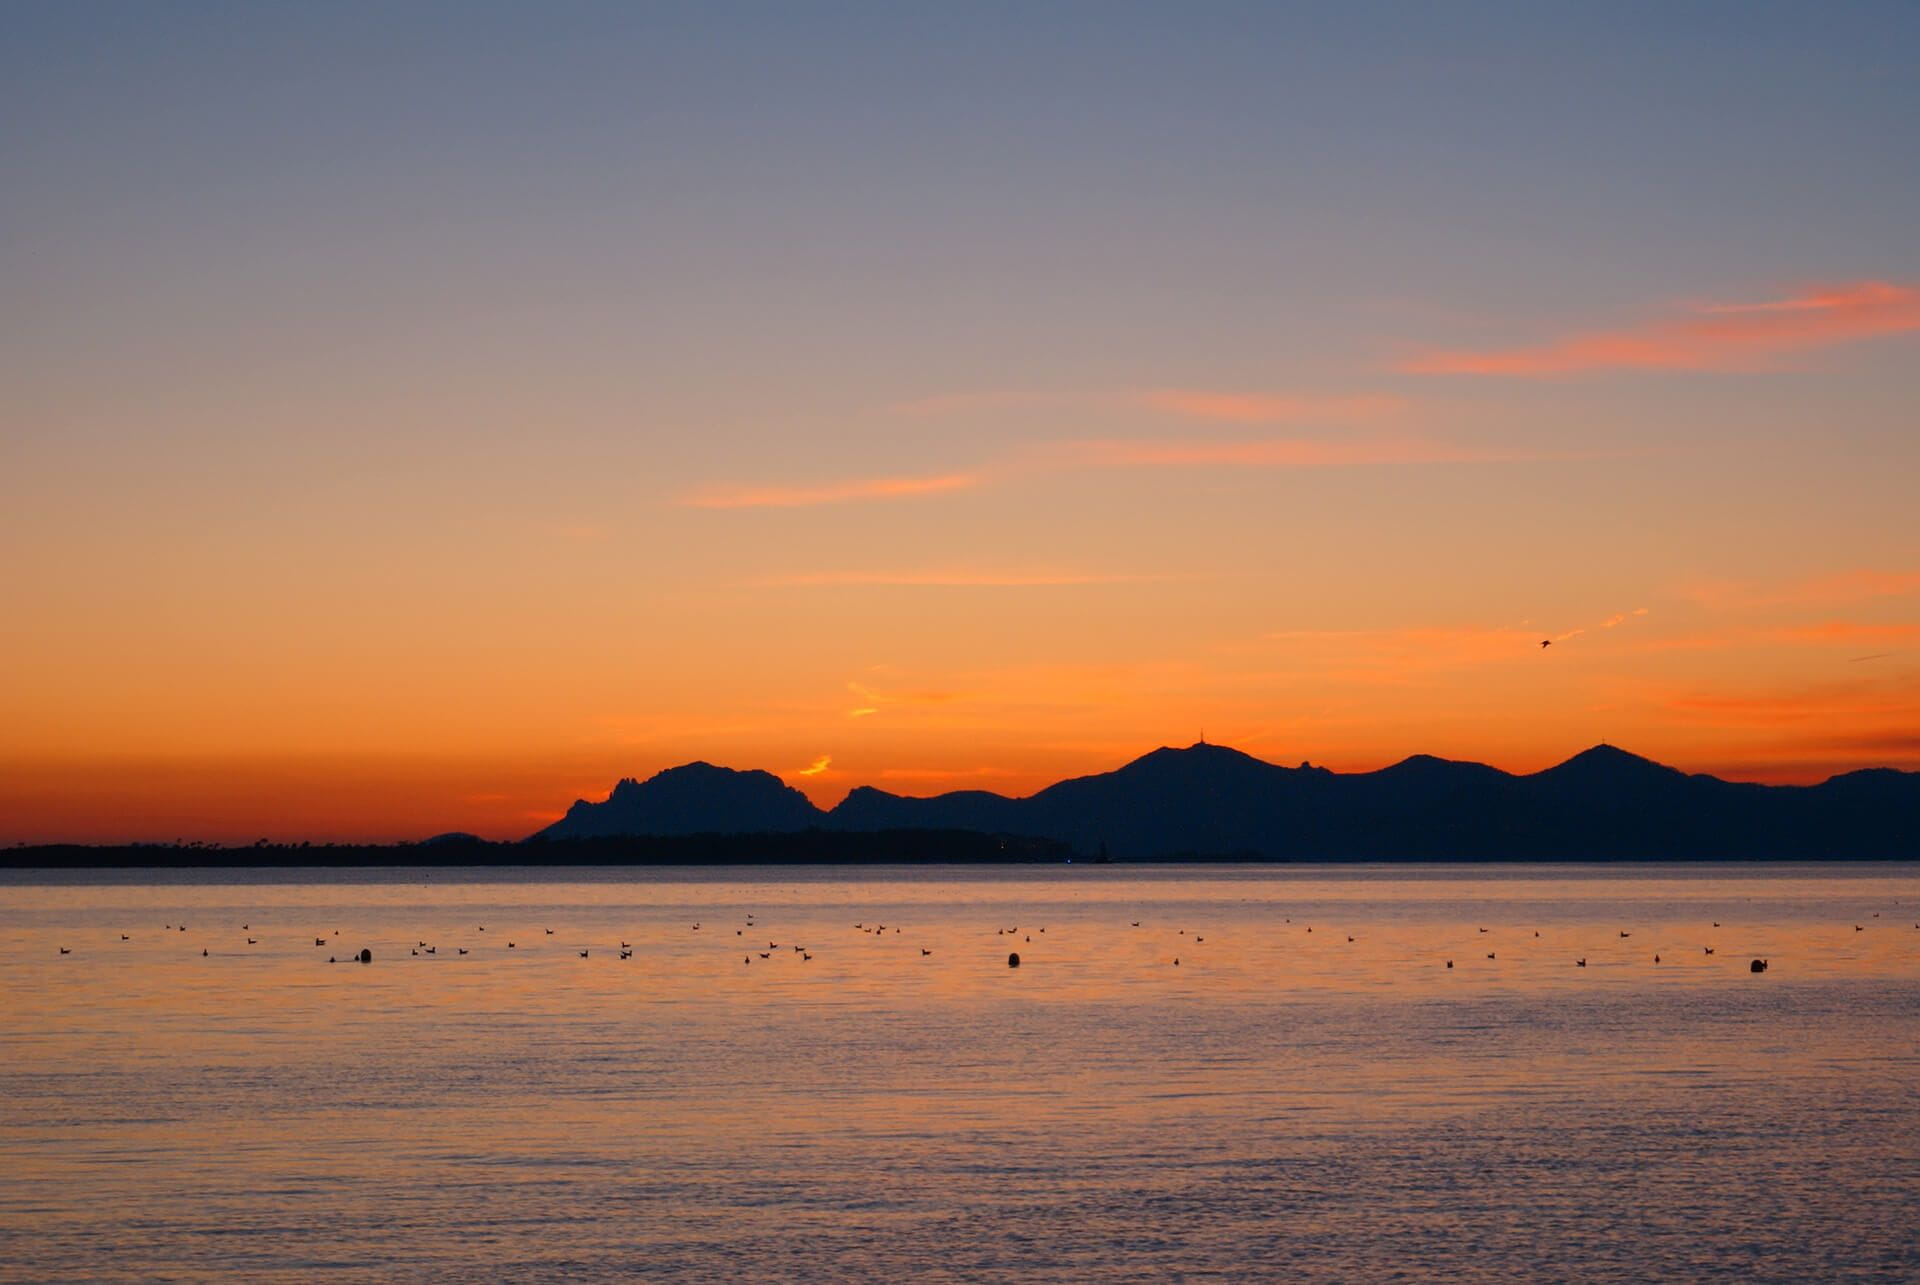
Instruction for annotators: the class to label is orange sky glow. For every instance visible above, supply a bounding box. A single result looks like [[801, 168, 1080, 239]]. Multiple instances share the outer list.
[[4, 10, 1917, 843]]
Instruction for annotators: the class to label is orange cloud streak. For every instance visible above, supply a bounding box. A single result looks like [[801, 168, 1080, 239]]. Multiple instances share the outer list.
[[889, 387, 1405, 423], [1683, 568, 1920, 610], [764, 568, 1149, 588], [679, 472, 981, 509], [1134, 389, 1405, 423], [1051, 437, 1556, 469], [1775, 621, 1920, 645], [1402, 280, 1920, 376]]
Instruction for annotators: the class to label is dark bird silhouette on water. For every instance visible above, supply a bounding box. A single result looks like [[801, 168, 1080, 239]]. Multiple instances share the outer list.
[[579, 950, 589, 958], [922, 949, 932, 956], [1540, 639, 1551, 649], [59, 947, 70, 954], [1576, 958, 1587, 967]]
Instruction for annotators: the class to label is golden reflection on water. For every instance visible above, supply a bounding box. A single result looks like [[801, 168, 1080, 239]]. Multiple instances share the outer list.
[[4, 864, 1919, 1278]]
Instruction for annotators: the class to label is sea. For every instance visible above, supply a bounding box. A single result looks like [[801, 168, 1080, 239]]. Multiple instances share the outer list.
[[2, 863, 1917, 1281]]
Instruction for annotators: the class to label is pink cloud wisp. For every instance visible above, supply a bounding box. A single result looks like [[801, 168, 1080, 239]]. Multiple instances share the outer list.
[[1402, 281, 1920, 376]]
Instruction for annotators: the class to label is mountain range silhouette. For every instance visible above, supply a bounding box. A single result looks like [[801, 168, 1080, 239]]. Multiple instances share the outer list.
[[534, 743, 1919, 859]]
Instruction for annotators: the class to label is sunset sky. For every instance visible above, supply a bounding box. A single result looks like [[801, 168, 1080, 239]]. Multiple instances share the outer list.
[[4, 3, 1918, 842]]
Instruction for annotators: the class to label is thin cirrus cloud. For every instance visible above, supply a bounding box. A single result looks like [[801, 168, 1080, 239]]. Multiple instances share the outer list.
[[1044, 437, 1522, 469], [681, 427, 1573, 511], [678, 472, 982, 510], [888, 387, 1406, 425], [761, 568, 1157, 588], [1401, 280, 1920, 376], [1774, 621, 1920, 646], [1133, 389, 1405, 424], [1682, 568, 1920, 610]]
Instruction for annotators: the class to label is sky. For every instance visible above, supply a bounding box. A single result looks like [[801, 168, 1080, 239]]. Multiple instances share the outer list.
[[4, 1, 1918, 842]]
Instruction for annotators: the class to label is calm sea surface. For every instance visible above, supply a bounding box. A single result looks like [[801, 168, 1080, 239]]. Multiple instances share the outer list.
[[3, 863, 1917, 1281]]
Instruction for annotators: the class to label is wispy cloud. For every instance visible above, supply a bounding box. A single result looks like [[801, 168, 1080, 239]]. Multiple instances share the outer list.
[[1664, 685, 1902, 728], [761, 568, 1150, 588], [678, 472, 981, 509], [1401, 280, 1920, 376], [1683, 568, 1920, 610], [1774, 621, 1920, 646], [796, 755, 832, 777], [1133, 389, 1404, 424], [1263, 607, 1650, 674], [1044, 437, 1543, 469], [685, 433, 1562, 511], [887, 386, 1405, 424]]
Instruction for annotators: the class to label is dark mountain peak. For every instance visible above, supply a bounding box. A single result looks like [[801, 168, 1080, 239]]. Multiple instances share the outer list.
[[1537, 743, 1680, 780], [609, 760, 745, 797], [538, 761, 822, 839], [1117, 742, 1276, 777], [1371, 753, 1511, 782], [1395, 752, 1456, 768]]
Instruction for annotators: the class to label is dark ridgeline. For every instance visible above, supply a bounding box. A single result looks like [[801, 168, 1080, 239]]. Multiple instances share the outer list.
[[544, 763, 821, 839], [533, 743, 1918, 860], [9, 743, 1918, 867]]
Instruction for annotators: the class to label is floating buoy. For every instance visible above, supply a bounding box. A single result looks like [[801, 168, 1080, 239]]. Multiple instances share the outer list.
[[1007, 952, 1020, 967]]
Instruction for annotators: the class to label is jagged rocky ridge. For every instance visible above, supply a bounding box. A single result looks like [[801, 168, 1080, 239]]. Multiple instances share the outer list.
[[533, 743, 1920, 859]]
